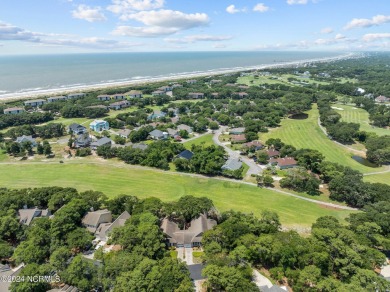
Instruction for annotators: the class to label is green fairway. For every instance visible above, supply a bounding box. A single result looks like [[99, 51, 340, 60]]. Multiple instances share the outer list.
[[260, 105, 385, 174], [0, 162, 354, 227], [364, 172, 390, 184], [183, 134, 215, 149], [334, 104, 390, 136]]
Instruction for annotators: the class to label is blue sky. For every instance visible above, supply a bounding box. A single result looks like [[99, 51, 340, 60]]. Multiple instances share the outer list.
[[0, 0, 390, 54]]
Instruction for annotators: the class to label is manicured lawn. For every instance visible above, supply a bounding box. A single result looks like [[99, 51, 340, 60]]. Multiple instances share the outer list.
[[183, 134, 215, 149], [334, 104, 390, 136], [0, 162, 354, 227], [237, 75, 286, 86], [260, 105, 385, 174], [364, 172, 390, 184]]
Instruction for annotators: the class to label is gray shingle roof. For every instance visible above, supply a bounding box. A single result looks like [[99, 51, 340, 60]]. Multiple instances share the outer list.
[[149, 129, 164, 138], [222, 158, 243, 171], [91, 137, 112, 147], [176, 150, 194, 160]]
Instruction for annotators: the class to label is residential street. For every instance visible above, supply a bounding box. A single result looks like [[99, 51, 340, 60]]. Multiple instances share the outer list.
[[212, 126, 263, 177]]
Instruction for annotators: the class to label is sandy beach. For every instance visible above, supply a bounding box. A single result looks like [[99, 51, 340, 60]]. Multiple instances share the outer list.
[[0, 52, 359, 104]]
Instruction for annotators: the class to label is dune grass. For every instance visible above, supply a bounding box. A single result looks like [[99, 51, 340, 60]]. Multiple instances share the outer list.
[[0, 162, 354, 227], [260, 105, 384, 174]]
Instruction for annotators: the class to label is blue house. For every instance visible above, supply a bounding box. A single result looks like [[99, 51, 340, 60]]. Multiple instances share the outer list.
[[90, 120, 109, 132]]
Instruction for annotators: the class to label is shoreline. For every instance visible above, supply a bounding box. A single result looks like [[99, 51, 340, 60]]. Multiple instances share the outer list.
[[0, 52, 360, 103]]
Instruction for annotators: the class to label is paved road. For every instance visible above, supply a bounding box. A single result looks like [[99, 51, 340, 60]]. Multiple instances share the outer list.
[[317, 117, 366, 156], [212, 127, 263, 177], [252, 269, 273, 290]]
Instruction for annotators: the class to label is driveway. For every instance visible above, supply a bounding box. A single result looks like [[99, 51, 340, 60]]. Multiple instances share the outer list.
[[213, 127, 262, 177]]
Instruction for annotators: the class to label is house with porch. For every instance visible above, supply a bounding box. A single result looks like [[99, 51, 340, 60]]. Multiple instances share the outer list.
[[109, 100, 130, 110], [74, 133, 92, 148], [68, 123, 87, 135], [97, 95, 111, 101], [24, 99, 46, 107], [161, 214, 217, 248], [68, 93, 86, 99], [47, 96, 67, 103], [112, 94, 126, 100], [152, 90, 165, 96], [4, 107, 25, 115], [126, 90, 143, 98], [90, 120, 109, 132]]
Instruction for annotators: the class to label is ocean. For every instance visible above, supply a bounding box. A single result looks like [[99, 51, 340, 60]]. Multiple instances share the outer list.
[[0, 51, 345, 98]]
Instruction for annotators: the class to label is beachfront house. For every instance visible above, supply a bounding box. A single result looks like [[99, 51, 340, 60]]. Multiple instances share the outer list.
[[188, 92, 204, 99], [186, 79, 197, 84], [112, 94, 126, 100], [109, 100, 130, 110], [222, 158, 242, 171], [90, 120, 109, 132], [68, 93, 86, 99], [126, 90, 143, 98], [161, 214, 217, 248], [68, 123, 87, 135], [4, 107, 25, 115], [15, 135, 36, 147], [152, 90, 165, 96], [158, 85, 173, 92], [47, 96, 67, 103], [24, 99, 46, 107], [97, 95, 111, 101]]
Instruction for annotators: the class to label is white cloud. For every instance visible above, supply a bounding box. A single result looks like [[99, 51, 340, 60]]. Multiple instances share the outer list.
[[287, 0, 308, 5], [0, 22, 142, 50], [0, 22, 40, 41], [362, 33, 390, 42], [253, 3, 269, 13], [335, 33, 345, 40], [72, 5, 106, 22], [320, 27, 333, 34], [126, 10, 209, 28], [344, 15, 390, 30], [164, 34, 232, 44], [112, 25, 177, 37], [213, 44, 227, 49], [107, 0, 164, 18], [226, 5, 245, 14], [112, 10, 209, 37]]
